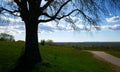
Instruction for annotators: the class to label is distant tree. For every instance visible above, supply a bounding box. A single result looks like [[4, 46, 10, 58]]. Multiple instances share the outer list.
[[40, 39, 45, 45], [40, 39, 54, 45], [16, 40, 25, 43], [46, 39, 54, 45], [0, 0, 120, 72], [0, 33, 15, 42]]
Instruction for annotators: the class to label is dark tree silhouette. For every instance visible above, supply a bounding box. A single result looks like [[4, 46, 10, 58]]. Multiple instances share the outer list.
[[0, 0, 120, 72]]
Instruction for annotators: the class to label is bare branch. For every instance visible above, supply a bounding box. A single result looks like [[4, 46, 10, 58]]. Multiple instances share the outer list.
[[56, 9, 78, 20], [14, 0, 21, 7], [54, 0, 71, 17], [0, 7, 19, 16], [42, 13, 51, 18], [39, 0, 71, 23], [42, 0, 54, 10], [38, 9, 77, 23], [39, 18, 53, 23]]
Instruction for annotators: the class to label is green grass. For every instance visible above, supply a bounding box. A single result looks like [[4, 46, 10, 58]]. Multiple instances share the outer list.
[[106, 51, 120, 58], [0, 41, 114, 72], [0, 41, 24, 72], [33, 45, 113, 72]]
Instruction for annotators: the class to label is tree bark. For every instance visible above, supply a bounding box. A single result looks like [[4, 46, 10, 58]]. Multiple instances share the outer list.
[[11, 20, 42, 72], [24, 20, 42, 64]]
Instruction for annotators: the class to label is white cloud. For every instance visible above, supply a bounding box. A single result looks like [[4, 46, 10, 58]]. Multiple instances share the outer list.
[[0, 23, 25, 35], [1, 23, 120, 36], [111, 24, 120, 30], [0, 14, 25, 35], [1, 14, 120, 36], [0, 15, 22, 25], [106, 16, 120, 22], [96, 24, 120, 31]]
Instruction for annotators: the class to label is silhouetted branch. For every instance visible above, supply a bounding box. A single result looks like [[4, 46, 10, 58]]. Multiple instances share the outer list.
[[39, 0, 71, 23], [39, 8, 96, 25], [56, 9, 79, 20], [14, 0, 21, 7], [42, 0, 54, 10], [0, 7, 19, 16], [39, 18, 53, 23], [54, 0, 71, 17], [42, 13, 51, 18]]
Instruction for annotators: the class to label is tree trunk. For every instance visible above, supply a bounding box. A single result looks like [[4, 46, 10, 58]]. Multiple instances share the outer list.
[[24, 20, 42, 64], [11, 20, 42, 72]]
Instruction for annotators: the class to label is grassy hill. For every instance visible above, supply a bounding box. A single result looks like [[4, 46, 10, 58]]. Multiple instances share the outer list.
[[0, 41, 115, 72]]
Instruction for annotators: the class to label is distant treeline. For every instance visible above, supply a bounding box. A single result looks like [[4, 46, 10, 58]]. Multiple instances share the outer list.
[[54, 42, 120, 51], [40, 39, 54, 46]]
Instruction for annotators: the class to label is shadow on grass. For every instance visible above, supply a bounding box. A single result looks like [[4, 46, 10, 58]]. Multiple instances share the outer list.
[[11, 55, 37, 72], [11, 55, 51, 72]]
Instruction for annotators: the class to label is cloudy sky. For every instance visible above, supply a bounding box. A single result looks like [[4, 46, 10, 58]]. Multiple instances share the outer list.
[[0, 1, 120, 42], [0, 14, 120, 42]]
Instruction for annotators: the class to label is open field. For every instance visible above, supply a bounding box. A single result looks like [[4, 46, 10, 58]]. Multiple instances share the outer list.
[[34, 45, 113, 72], [55, 42, 120, 51], [106, 51, 120, 58], [0, 41, 24, 72], [62, 42, 120, 58], [0, 41, 119, 72]]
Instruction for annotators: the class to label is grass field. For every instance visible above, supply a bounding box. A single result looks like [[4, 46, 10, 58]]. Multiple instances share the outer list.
[[106, 51, 120, 58], [72, 43, 120, 58], [0, 41, 24, 72], [0, 41, 116, 72]]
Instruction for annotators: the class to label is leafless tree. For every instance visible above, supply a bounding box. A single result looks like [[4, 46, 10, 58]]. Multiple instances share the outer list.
[[0, 0, 120, 72]]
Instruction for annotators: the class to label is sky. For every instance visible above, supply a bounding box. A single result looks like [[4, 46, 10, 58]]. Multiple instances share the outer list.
[[0, 1, 120, 42], [0, 15, 120, 42]]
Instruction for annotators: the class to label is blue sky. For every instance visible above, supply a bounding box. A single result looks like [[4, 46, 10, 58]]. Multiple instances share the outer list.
[[1, 15, 120, 42], [0, 1, 120, 42]]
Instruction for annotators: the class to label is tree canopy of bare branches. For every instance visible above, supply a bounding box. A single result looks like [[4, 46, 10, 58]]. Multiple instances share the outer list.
[[0, 0, 120, 72]]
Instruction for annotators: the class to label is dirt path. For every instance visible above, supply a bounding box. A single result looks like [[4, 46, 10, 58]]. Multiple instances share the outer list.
[[89, 51, 120, 67]]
